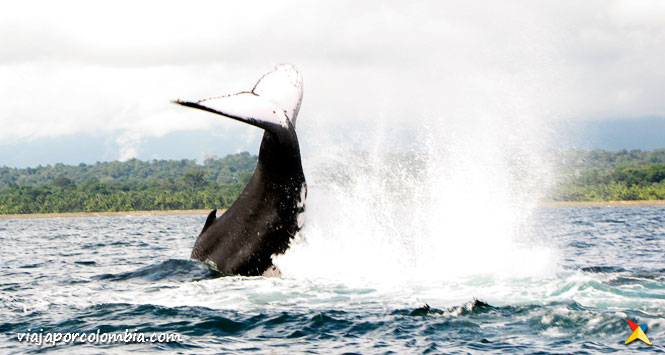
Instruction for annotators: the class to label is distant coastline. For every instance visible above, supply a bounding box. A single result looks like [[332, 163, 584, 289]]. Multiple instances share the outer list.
[[0, 209, 215, 219], [542, 200, 665, 208], [2, 201, 665, 219], [2, 150, 665, 216]]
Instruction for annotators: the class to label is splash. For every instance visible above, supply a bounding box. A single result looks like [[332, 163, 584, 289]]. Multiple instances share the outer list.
[[276, 106, 559, 285]]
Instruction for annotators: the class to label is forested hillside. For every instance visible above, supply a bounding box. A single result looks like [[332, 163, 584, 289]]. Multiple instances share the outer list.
[[0, 152, 257, 187], [0, 153, 257, 214], [2, 149, 665, 214], [554, 149, 665, 201]]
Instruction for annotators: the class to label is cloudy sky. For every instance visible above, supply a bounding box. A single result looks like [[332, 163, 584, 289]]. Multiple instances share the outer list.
[[1, 0, 665, 167]]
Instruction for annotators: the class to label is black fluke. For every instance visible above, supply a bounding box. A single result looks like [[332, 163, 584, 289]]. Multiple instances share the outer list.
[[175, 65, 306, 276]]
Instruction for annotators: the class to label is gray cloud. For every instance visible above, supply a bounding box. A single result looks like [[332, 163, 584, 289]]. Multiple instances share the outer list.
[[1, 0, 664, 163]]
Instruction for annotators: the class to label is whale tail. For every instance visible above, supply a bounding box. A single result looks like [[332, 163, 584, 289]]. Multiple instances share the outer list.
[[174, 64, 303, 133]]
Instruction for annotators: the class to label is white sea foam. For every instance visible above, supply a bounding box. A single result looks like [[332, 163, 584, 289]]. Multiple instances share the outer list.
[[275, 115, 559, 287]]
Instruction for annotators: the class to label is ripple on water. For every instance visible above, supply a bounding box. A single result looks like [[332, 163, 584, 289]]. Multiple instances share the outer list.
[[0, 209, 664, 353]]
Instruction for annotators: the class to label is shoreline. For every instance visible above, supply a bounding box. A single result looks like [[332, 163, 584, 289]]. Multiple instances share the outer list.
[[1, 201, 665, 219], [541, 200, 665, 207], [0, 209, 216, 219]]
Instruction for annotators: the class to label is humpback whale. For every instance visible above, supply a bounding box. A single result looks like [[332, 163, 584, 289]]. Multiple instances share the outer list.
[[175, 64, 306, 276]]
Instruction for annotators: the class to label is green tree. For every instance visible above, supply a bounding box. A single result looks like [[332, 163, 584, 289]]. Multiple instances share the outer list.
[[183, 170, 206, 191]]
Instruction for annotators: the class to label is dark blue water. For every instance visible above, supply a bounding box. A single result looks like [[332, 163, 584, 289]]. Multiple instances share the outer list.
[[1, 206, 664, 353]]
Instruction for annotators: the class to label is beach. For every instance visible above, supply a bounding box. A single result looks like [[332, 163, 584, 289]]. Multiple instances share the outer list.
[[2, 201, 665, 219], [0, 209, 214, 219]]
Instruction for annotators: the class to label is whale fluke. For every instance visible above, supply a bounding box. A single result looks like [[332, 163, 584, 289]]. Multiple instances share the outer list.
[[175, 64, 306, 276], [176, 64, 303, 132]]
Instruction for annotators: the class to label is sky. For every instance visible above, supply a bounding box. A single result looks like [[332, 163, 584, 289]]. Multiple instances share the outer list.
[[1, 0, 665, 167]]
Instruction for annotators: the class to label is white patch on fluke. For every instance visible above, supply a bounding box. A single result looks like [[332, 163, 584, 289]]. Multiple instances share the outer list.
[[297, 183, 307, 208], [297, 211, 306, 228], [179, 64, 303, 130], [252, 64, 304, 124], [193, 92, 289, 128]]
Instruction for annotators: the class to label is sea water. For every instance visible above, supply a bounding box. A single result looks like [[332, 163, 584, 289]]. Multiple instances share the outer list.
[[1, 205, 664, 354]]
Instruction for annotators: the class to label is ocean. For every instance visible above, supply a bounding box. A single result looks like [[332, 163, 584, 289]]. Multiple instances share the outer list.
[[1, 205, 663, 354]]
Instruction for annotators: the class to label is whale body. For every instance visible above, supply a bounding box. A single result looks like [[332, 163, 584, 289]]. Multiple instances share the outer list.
[[175, 64, 306, 276]]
